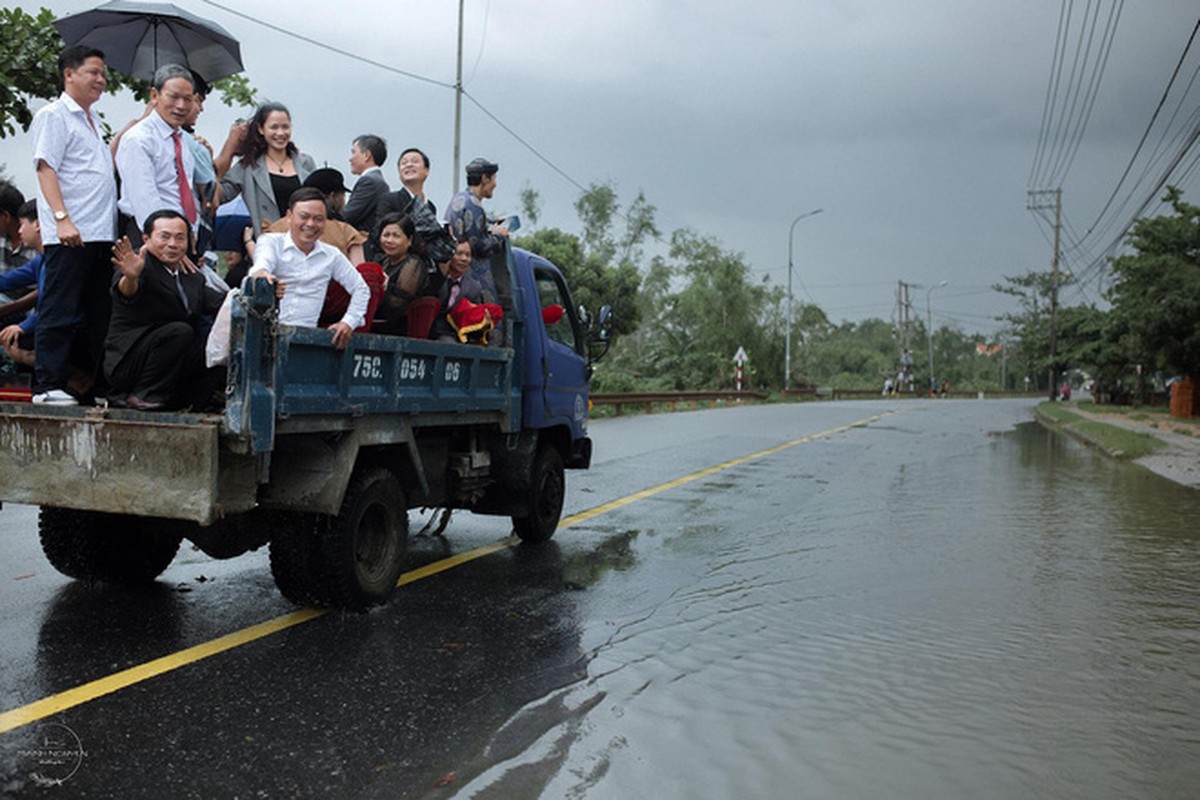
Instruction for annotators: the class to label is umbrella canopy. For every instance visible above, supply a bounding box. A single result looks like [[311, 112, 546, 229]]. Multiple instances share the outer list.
[[53, 0, 243, 83]]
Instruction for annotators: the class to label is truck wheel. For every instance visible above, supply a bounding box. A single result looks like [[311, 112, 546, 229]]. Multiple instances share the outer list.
[[512, 446, 565, 543], [38, 507, 182, 584], [268, 512, 329, 607], [318, 468, 408, 611]]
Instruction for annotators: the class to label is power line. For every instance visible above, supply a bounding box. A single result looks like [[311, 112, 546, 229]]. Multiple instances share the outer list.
[[1046, 0, 1124, 186], [1075, 16, 1200, 243], [196, 0, 454, 89], [196, 0, 609, 206], [1030, 0, 1073, 185]]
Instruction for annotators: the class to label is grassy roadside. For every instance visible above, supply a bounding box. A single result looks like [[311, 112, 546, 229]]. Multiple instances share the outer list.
[[1036, 402, 1167, 459], [1074, 399, 1199, 436]]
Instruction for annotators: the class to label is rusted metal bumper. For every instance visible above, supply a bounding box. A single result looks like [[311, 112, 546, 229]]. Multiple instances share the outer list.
[[0, 404, 243, 524]]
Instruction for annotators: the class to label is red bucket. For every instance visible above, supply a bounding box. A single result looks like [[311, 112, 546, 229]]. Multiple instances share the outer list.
[[406, 296, 441, 340]]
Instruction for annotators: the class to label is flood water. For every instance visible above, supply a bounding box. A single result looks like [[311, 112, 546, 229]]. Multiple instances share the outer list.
[[450, 403, 1200, 799]]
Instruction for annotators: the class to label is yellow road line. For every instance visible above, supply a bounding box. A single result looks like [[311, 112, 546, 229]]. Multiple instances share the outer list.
[[560, 412, 891, 528], [0, 410, 892, 735]]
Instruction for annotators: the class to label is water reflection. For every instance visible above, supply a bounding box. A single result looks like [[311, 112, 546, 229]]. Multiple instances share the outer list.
[[455, 407, 1200, 798]]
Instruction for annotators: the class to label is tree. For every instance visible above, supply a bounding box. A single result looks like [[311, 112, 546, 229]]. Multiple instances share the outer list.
[[635, 229, 776, 390], [0, 6, 258, 139], [516, 182, 656, 347], [517, 182, 541, 229], [1106, 186, 1200, 378], [514, 227, 641, 339], [573, 181, 619, 264], [993, 270, 1063, 392]]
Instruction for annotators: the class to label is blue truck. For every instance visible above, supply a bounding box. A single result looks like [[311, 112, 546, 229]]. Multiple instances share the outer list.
[[0, 245, 610, 610]]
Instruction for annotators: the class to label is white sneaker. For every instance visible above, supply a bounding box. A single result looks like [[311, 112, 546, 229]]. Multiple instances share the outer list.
[[32, 390, 78, 406]]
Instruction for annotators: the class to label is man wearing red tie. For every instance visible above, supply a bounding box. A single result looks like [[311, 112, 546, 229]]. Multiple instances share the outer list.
[[115, 64, 199, 252]]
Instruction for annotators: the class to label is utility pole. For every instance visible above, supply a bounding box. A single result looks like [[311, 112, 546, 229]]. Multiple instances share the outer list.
[[784, 208, 823, 391], [452, 0, 465, 194], [895, 281, 916, 391], [1028, 189, 1062, 400]]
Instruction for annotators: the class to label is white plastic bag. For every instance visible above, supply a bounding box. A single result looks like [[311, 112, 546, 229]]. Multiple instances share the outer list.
[[205, 288, 239, 368]]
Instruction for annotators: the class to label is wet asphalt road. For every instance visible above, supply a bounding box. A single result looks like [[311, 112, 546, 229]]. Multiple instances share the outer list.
[[1, 398, 1198, 799]]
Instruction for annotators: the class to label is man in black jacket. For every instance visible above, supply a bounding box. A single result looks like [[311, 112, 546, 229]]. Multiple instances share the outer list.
[[343, 134, 389, 231], [105, 209, 226, 410], [369, 148, 454, 264]]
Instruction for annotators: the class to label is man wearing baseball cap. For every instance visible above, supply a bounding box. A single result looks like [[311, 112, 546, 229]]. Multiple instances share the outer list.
[[444, 158, 508, 303]]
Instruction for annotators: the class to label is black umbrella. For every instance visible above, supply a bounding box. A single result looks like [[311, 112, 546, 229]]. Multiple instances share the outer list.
[[53, 0, 244, 83]]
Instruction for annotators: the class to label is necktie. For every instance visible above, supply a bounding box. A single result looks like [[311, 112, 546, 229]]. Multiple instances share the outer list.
[[172, 131, 198, 225], [169, 268, 190, 313]]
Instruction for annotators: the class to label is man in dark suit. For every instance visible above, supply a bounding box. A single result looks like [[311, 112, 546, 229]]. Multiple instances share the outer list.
[[105, 209, 226, 410], [343, 134, 389, 231], [370, 148, 452, 263]]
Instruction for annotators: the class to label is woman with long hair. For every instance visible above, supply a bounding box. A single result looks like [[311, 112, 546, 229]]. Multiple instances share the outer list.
[[215, 102, 315, 239]]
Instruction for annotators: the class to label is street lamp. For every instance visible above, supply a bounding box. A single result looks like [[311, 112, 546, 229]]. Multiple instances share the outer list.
[[926, 280, 948, 394], [785, 208, 824, 391]]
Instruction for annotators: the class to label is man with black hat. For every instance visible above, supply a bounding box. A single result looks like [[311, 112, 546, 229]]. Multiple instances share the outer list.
[[444, 157, 508, 302]]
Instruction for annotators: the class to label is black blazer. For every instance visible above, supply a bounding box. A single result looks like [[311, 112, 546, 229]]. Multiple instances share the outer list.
[[373, 188, 437, 230], [104, 255, 226, 376], [368, 189, 439, 261], [343, 169, 390, 231]]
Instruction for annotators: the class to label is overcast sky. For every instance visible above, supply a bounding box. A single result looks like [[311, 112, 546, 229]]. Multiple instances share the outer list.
[[3, 0, 1198, 337]]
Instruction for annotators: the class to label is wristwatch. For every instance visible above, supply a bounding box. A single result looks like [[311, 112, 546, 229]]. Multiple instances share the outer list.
[[53, 209, 68, 221]]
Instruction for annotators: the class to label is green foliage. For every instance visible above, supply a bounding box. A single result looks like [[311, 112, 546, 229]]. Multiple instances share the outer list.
[[211, 74, 258, 109], [0, 5, 258, 140], [518, 182, 541, 229], [517, 179, 1016, 394], [1037, 402, 1165, 459], [514, 227, 641, 338], [1106, 186, 1200, 377], [0, 7, 67, 137]]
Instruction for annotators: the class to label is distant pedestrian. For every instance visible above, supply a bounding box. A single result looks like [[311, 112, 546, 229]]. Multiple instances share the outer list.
[[939, 378, 950, 399], [882, 377, 893, 396]]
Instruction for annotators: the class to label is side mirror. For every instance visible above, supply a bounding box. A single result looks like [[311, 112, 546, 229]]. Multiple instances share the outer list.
[[587, 304, 614, 364], [596, 305, 613, 337]]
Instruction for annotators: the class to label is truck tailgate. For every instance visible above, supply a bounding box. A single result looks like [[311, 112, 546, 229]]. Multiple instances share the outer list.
[[0, 404, 222, 523]]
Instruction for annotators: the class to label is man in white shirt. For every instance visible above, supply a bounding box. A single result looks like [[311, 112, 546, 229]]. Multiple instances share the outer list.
[[249, 187, 369, 350], [343, 134, 389, 231], [115, 63, 198, 247], [30, 45, 119, 405]]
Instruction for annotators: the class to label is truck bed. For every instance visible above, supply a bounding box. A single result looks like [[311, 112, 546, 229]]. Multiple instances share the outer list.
[[0, 283, 521, 524]]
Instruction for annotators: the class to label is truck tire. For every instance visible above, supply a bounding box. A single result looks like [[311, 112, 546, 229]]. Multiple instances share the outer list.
[[38, 507, 182, 584], [512, 445, 565, 543], [268, 512, 330, 607], [317, 468, 408, 611]]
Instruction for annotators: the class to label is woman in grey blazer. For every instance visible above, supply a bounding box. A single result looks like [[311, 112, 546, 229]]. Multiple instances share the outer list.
[[216, 102, 315, 237]]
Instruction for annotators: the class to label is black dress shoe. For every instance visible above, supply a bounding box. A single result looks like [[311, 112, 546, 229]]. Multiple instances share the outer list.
[[125, 395, 166, 411]]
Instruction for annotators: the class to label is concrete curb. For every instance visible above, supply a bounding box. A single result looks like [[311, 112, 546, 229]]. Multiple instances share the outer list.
[[1034, 404, 1200, 489], [1033, 406, 1126, 459]]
